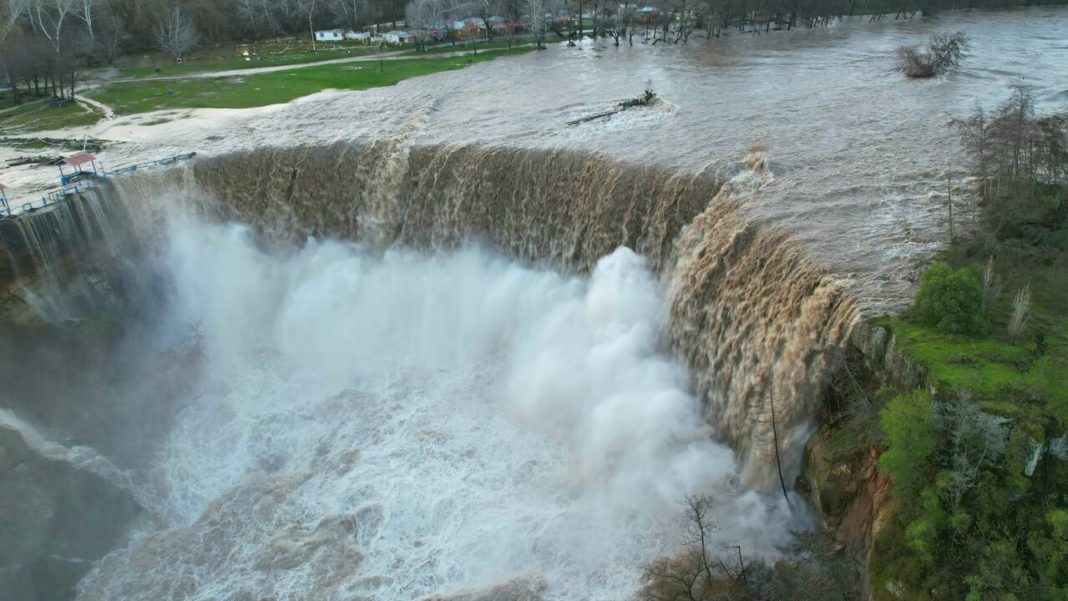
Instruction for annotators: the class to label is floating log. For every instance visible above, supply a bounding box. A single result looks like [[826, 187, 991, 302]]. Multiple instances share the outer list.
[[567, 89, 656, 126]]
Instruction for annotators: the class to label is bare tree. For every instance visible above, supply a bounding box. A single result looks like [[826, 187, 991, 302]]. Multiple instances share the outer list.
[[936, 393, 1011, 509], [304, 0, 317, 50], [73, 0, 97, 44], [752, 384, 793, 507], [980, 256, 1000, 315], [525, 0, 544, 48], [328, 0, 364, 30], [2, 0, 30, 48], [476, 0, 498, 41], [407, 0, 457, 31], [639, 494, 746, 601], [1007, 284, 1031, 343], [898, 31, 967, 78], [955, 103, 991, 196], [154, 5, 198, 61], [27, 0, 77, 55]]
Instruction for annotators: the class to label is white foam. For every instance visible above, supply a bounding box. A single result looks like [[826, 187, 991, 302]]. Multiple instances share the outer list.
[[80, 217, 799, 600]]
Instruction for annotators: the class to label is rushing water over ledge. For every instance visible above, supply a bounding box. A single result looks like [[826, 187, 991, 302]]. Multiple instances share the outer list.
[[1, 142, 854, 599], [3, 8, 1066, 598], [76, 228, 801, 601]]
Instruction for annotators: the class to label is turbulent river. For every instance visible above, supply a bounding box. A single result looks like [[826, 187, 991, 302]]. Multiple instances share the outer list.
[[182, 6, 1066, 315], [73, 217, 796, 600], [2, 7, 1067, 601]]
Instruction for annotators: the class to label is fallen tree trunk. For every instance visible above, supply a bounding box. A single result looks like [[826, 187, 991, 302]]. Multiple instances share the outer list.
[[567, 89, 656, 126]]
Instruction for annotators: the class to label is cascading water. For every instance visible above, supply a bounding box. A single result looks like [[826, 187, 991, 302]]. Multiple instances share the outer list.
[[72, 216, 803, 600], [0, 187, 143, 322], [0, 142, 856, 600], [188, 143, 860, 488]]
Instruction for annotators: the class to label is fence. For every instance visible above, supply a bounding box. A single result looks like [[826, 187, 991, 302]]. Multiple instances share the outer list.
[[4, 152, 197, 217]]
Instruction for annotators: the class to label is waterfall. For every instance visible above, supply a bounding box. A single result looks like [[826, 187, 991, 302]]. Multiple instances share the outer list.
[[185, 142, 860, 488], [0, 186, 140, 322], [0, 142, 860, 600]]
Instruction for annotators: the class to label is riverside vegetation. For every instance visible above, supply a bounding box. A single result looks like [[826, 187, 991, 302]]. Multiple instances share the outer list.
[[637, 85, 1067, 601], [871, 86, 1067, 599]]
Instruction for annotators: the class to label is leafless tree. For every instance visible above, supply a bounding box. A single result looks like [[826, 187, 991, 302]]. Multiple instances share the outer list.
[[638, 494, 747, 601], [955, 103, 991, 195], [328, 0, 364, 29], [1, 0, 30, 47], [154, 5, 198, 61], [525, 0, 544, 47], [73, 0, 97, 43], [27, 0, 77, 55], [406, 0, 458, 31], [936, 393, 1011, 509], [303, 0, 317, 50], [475, 0, 498, 41], [752, 384, 793, 506], [1007, 284, 1031, 343], [898, 31, 967, 78], [980, 256, 1000, 315]]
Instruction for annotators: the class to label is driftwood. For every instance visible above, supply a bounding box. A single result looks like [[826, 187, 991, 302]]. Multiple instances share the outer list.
[[1, 137, 104, 153], [567, 89, 656, 126], [5, 155, 64, 167]]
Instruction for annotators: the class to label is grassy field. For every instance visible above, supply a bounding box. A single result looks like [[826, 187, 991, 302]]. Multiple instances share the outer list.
[[93, 41, 384, 80], [888, 318, 1067, 415], [85, 48, 532, 115], [884, 246, 1068, 424], [881, 237, 1068, 422], [0, 99, 104, 134], [89, 38, 532, 80]]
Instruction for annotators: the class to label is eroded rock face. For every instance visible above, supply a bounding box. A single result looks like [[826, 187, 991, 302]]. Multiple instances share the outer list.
[[850, 323, 925, 392], [0, 428, 142, 601]]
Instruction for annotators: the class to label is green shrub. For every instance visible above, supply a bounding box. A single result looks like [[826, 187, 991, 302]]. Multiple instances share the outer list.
[[879, 389, 937, 501], [911, 261, 986, 336]]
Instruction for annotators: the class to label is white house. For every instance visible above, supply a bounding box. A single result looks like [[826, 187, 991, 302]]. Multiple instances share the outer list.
[[382, 30, 415, 44], [314, 29, 345, 42], [344, 30, 370, 41]]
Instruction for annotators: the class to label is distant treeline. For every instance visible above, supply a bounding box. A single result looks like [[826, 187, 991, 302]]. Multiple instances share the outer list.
[[1, 0, 1066, 84]]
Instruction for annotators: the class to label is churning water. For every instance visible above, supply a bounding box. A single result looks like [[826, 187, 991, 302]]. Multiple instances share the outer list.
[[74, 217, 797, 600], [3, 8, 1065, 600]]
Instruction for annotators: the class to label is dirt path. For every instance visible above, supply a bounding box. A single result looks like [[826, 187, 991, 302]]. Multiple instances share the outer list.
[[75, 95, 115, 120]]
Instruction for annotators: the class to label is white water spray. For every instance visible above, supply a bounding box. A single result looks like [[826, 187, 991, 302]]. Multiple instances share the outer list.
[[0, 407, 136, 500], [79, 217, 800, 601]]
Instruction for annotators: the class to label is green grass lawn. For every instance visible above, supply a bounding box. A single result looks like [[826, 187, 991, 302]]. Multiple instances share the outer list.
[[91, 43, 384, 80], [0, 99, 103, 134], [884, 247, 1068, 422], [86, 48, 532, 115]]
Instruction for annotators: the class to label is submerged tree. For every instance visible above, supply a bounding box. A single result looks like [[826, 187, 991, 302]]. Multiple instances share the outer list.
[[898, 31, 967, 78]]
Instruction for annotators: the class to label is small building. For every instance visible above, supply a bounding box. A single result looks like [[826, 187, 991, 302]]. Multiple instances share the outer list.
[[382, 30, 416, 44], [638, 6, 659, 23], [59, 153, 100, 186], [314, 29, 346, 42], [344, 30, 370, 41]]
